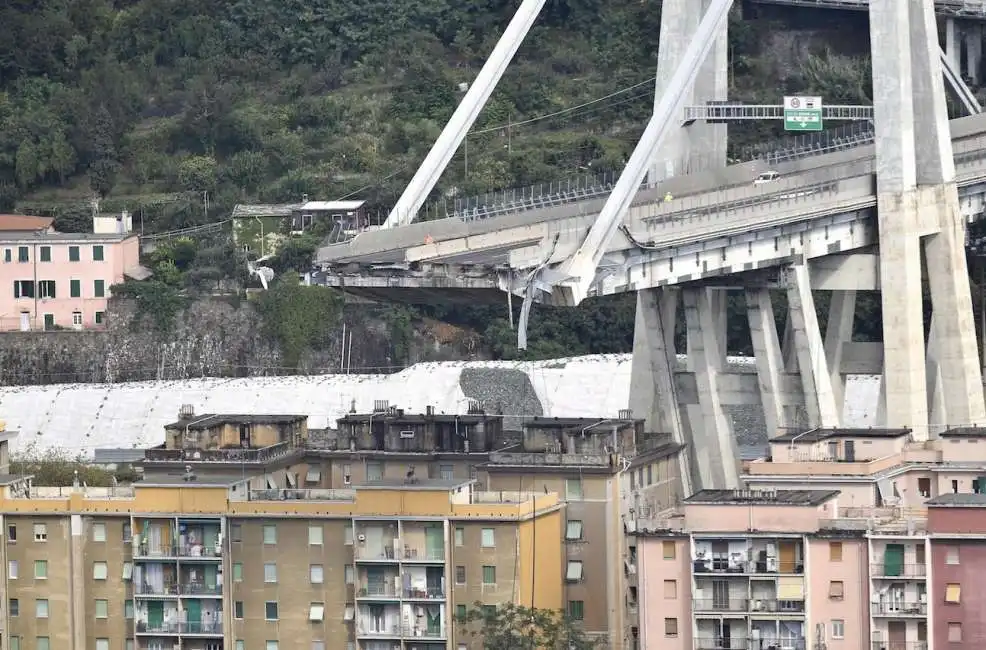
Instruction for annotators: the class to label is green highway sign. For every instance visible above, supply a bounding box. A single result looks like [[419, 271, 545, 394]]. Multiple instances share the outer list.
[[784, 96, 823, 132]]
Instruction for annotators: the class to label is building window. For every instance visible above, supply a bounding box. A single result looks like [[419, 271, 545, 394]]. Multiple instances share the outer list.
[[264, 562, 277, 583], [344, 605, 355, 621], [229, 523, 241, 542], [456, 604, 467, 619], [34, 560, 47, 579], [33, 523, 47, 542], [312, 642, 325, 650], [945, 583, 961, 603], [3, 249, 9, 262], [123, 562, 132, 581], [343, 464, 351, 484], [95, 640, 109, 650], [95, 599, 108, 618], [266, 642, 279, 650], [565, 520, 584, 541], [35, 599, 49, 618], [8, 639, 16, 650], [664, 579, 677, 599], [124, 600, 133, 619], [344, 565, 354, 584], [232, 562, 243, 582], [308, 524, 323, 545], [832, 620, 845, 639], [309, 602, 324, 622], [829, 580, 844, 599], [234, 601, 244, 619], [310, 564, 323, 584], [481, 605, 497, 617], [93, 279, 105, 298], [7, 524, 14, 542], [949, 622, 962, 642], [568, 600, 584, 621], [70, 279, 81, 298], [565, 478, 583, 500], [9, 598, 18, 616], [92, 523, 106, 542], [366, 461, 383, 481], [664, 618, 678, 637], [43, 313, 54, 330], [482, 565, 496, 585], [8, 560, 16, 578], [455, 527, 464, 546], [39, 246, 51, 262], [662, 540, 676, 559], [93, 562, 108, 580], [94, 311, 105, 325], [36, 639, 49, 650], [946, 546, 959, 565], [37, 280, 55, 299], [236, 642, 244, 650], [456, 566, 466, 584], [69, 246, 80, 262], [566, 560, 584, 582], [125, 641, 134, 650], [93, 245, 104, 261], [344, 523, 353, 545], [13, 280, 34, 299], [18, 247, 28, 262], [265, 601, 278, 620], [829, 541, 842, 561], [263, 524, 276, 544], [72, 311, 83, 327]]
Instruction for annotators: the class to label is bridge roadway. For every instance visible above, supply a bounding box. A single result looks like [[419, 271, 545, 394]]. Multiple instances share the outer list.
[[752, 0, 986, 18], [319, 113, 986, 273]]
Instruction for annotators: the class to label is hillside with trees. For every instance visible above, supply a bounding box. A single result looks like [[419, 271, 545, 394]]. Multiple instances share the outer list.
[[0, 0, 906, 371]]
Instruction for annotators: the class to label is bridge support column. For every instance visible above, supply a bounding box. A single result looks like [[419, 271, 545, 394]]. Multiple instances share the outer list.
[[945, 18, 961, 74], [871, 0, 986, 435], [629, 288, 693, 496], [649, 0, 728, 183], [682, 287, 740, 489], [786, 265, 841, 429], [967, 25, 983, 83], [746, 289, 789, 439], [824, 290, 856, 420]]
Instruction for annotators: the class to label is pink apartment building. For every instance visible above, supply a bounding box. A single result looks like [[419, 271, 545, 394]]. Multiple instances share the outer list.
[[0, 219, 142, 331]]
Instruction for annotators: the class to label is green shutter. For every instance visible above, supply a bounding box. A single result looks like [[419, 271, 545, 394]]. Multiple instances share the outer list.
[[43, 314, 54, 330], [13, 281, 20, 299], [93, 245, 104, 261], [3, 249, 10, 262], [69, 246, 79, 262], [70, 280, 81, 298], [94, 280, 105, 298], [884, 544, 904, 576], [17, 247, 28, 262], [40, 247, 51, 262], [95, 312, 104, 325]]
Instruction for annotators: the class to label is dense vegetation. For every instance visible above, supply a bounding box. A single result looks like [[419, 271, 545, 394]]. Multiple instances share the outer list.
[[1, 0, 897, 366], [456, 602, 598, 649]]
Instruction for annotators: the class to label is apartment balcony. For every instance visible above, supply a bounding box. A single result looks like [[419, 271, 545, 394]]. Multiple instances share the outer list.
[[695, 638, 806, 650], [748, 599, 806, 614], [401, 545, 445, 563], [135, 621, 223, 636], [692, 558, 804, 575], [870, 602, 928, 617], [357, 584, 400, 600], [870, 563, 927, 579], [356, 622, 403, 638], [134, 544, 180, 560], [354, 545, 399, 562], [403, 584, 445, 600], [871, 642, 928, 650], [134, 582, 180, 597], [144, 440, 295, 464], [693, 598, 749, 613], [402, 625, 446, 640], [180, 582, 223, 597]]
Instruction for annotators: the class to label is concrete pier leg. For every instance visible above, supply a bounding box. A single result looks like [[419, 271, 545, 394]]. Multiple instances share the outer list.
[[649, 0, 728, 182], [683, 287, 740, 489], [967, 26, 983, 83], [746, 289, 788, 439], [945, 18, 961, 73], [824, 290, 856, 420], [926, 314, 947, 437], [781, 312, 799, 374], [786, 265, 841, 428], [628, 288, 693, 495]]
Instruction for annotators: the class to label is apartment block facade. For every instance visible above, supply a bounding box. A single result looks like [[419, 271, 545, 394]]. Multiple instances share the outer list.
[[0, 231, 141, 331]]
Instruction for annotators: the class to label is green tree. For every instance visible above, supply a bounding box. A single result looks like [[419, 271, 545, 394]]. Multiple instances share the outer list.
[[256, 274, 343, 368], [456, 603, 598, 650], [10, 443, 120, 487]]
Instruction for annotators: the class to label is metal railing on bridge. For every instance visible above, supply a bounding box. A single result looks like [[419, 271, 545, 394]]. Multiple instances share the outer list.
[[752, 0, 986, 17], [683, 104, 873, 122]]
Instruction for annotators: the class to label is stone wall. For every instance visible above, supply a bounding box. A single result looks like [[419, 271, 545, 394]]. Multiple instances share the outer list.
[[0, 299, 487, 386]]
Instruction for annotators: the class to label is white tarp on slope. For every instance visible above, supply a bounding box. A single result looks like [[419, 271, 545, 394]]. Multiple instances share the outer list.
[[0, 354, 879, 456]]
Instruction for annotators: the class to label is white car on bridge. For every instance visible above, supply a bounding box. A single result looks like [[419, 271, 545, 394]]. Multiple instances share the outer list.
[[753, 171, 780, 186]]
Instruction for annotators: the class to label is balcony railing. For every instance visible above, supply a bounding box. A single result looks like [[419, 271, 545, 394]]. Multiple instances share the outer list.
[[871, 602, 928, 616], [357, 623, 445, 638], [355, 546, 398, 561], [693, 558, 804, 574], [358, 584, 399, 598], [244, 488, 356, 502], [693, 598, 749, 613], [694, 638, 806, 650], [870, 563, 927, 578], [178, 544, 222, 559], [180, 582, 223, 596], [403, 586, 445, 599], [135, 582, 180, 596], [134, 544, 179, 558], [748, 598, 806, 614], [136, 621, 223, 635], [144, 440, 295, 463], [402, 547, 445, 562], [871, 642, 929, 650]]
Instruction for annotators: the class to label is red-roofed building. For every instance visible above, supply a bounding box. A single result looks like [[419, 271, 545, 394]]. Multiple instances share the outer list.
[[0, 214, 55, 234]]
